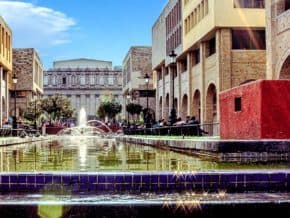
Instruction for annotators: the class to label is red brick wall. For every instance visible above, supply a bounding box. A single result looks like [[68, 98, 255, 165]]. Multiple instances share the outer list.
[[220, 80, 290, 140]]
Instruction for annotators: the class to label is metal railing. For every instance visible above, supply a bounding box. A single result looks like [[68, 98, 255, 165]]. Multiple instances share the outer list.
[[124, 123, 220, 137], [0, 128, 40, 137]]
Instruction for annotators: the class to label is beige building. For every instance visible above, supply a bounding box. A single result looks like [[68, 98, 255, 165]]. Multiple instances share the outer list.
[[44, 59, 123, 121], [0, 16, 12, 126], [266, 0, 290, 79], [153, 0, 266, 134], [11, 48, 44, 118], [122, 46, 155, 120]]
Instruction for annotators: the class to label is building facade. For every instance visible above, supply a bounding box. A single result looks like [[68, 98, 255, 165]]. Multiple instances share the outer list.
[[0, 16, 12, 127], [266, 0, 290, 79], [11, 48, 44, 118], [122, 46, 155, 120], [44, 59, 123, 120], [153, 0, 266, 134]]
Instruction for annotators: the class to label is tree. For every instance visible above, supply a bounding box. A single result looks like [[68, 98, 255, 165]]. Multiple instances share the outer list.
[[126, 103, 143, 116], [23, 99, 43, 122], [23, 94, 74, 123], [97, 100, 122, 120]]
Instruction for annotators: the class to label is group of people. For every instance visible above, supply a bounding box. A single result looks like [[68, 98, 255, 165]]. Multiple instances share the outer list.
[[152, 116, 200, 128]]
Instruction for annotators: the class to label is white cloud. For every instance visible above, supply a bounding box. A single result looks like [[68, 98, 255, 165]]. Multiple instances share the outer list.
[[0, 1, 76, 48]]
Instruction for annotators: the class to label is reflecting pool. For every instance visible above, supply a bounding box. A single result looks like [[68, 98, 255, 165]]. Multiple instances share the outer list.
[[0, 136, 289, 172]]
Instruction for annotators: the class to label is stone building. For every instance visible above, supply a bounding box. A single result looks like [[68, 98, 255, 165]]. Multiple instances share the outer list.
[[122, 46, 155, 120], [153, 0, 266, 134], [11, 48, 44, 118], [0, 16, 12, 126], [153, 0, 183, 122], [44, 59, 123, 121], [266, 0, 290, 79]]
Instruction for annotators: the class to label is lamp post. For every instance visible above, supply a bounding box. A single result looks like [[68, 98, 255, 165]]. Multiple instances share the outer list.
[[33, 93, 37, 130], [126, 93, 131, 125], [144, 73, 150, 128], [169, 50, 177, 126], [12, 73, 18, 135]]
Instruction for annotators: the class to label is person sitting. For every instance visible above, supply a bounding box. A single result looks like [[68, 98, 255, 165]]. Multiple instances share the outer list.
[[174, 117, 186, 126]]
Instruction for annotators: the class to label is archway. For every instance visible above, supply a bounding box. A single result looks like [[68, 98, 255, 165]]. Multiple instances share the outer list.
[[159, 97, 162, 120], [192, 90, 201, 121], [280, 55, 290, 79], [181, 94, 188, 120], [206, 84, 217, 135], [165, 94, 170, 121]]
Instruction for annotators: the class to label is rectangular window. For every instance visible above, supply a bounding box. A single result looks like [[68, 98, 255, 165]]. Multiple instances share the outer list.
[[207, 37, 216, 57], [232, 29, 266, 50], [108, 76, 114, 85], [193, 49, 200, 65], [234, 0, 264, 8], [44, 75, 48, 86], [62, 77, 66, 85], [235, 97, 242, 112]]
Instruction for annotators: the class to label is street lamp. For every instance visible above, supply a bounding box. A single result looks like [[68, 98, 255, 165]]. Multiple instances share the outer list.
[[33, 93, 37, 130], [144, 73, 150, 128], [12, 73, 18, 135], [169, 50, 177, 126], [126, 93, 131, 125]]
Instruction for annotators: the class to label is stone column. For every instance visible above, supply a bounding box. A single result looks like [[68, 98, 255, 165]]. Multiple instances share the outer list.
[[187, 52, 193, 115], [4, 71, 9, 119], [200, 42, 206, 124]]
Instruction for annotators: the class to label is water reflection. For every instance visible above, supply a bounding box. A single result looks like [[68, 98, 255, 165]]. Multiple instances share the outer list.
[[0, 137, 288, 172]]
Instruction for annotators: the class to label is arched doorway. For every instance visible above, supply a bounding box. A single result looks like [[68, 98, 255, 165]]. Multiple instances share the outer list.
[[159, 97, 162, 120], [181, 94, 188, 120], [165, 94, 170, 121], [192, 90, 201, 121], [206, 84, 217, 135], [280, 56, 290, 79]]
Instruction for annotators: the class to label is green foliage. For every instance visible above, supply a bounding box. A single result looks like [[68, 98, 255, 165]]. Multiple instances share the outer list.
[[126, 103, 143, 115], [23, 94, 74, 122], [97, 100, 122, 119]]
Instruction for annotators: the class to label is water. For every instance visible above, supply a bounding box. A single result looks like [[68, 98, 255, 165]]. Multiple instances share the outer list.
[[78, 107, 87, 127], [0, 137, 288, 172]]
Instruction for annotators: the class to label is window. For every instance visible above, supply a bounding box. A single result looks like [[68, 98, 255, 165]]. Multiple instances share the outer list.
[[44, 75, 48, 86], [99, 76, 104, 85], [232, 29, 266, 50], [80, 75, 85, 85], [52, 76, 56, 85], [235, 97, 242, 112], [62, 77, 66, 85], [207, 37, 216, 57], [108, 76, 114, 85], [90, 75, 95, 85], [193, 49, 200, 65], [234, 0, 264, 8]]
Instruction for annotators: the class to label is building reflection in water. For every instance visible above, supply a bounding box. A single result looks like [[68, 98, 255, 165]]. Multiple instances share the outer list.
[[0, 137, 287, 172]]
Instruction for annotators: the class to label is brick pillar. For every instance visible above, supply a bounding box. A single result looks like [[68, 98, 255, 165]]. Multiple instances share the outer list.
[[217, 28, 232, 91]]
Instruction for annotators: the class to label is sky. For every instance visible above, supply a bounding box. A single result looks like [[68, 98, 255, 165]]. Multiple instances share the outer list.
[[0, 0, 167, 69]]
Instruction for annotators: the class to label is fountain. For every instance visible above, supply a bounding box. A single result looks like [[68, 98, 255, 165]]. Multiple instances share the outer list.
[[57, 107, 112, 136]]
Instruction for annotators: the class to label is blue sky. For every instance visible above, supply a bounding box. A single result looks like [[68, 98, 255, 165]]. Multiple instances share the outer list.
[[0, 0, 167, 69]]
